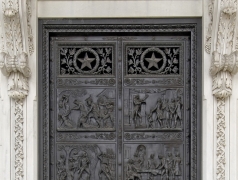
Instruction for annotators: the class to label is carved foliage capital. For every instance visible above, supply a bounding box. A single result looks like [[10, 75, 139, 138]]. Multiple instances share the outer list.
[[210, 50, 238, 98], [0, 0, 33, 100], [207, 1, 238, 98]]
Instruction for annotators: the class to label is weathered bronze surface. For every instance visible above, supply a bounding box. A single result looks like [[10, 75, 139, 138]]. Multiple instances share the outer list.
[[39, 19, 201, 180]]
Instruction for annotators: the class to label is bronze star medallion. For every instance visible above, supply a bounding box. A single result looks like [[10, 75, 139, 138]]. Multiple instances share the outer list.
[[140, 47, 167, 74], [78, 52, 95, 70], [145, 52, 162, 69], [73, 47, 100, 74]]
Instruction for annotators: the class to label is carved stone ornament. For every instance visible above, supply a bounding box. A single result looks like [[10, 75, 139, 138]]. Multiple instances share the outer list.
[[207, 1, 238, 179], [0, 0, 33, 99], [0, 0, 33, 179]]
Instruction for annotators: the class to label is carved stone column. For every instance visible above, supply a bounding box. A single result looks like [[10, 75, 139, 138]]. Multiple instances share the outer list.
[[0, 0, 33, 179], [206, 0, 238, 179]]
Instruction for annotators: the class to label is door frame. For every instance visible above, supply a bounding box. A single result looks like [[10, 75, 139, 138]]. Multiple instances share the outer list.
[[38, 18, 202, 180]]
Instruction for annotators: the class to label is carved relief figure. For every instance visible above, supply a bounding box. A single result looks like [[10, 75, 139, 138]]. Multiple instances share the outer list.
[[57, 154, 67, 180], [165, 152, 174, 179], [169, 99, 176, 128], [133, 94, 149, 127], [58, 95, 75, 128], [147, 154, 157, 169], [174, 97, 183, 128], [148, 98, 163, 128], [98, 153, 112, 180], [147, 154, 158, 180], [162, 99, 170, 128], [133, 145, 147, 169], [78, 152, 91, 180], [85, 95, 101, 127], [173, 152, 182, 176], [72, 100, 89, 128], [156, 155, 166, 177], [97, 148, 116, 180], [126, 159, 142, 180], [98, 96, 115, 127], [68, 149, 83, 179]]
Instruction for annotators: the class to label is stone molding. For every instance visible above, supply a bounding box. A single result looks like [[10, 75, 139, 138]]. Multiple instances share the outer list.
[[0, 0, 33, 179], [207, 0, 238, 179]]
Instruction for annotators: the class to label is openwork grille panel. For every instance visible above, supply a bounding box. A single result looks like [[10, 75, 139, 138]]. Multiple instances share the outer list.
[[125, 46, 182, 76]]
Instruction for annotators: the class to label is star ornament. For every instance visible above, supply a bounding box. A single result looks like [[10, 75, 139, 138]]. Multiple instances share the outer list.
[[77, 52, 95, 70], [145, 52, 162, 69]]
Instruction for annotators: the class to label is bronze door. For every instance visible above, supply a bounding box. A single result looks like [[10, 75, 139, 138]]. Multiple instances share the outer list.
[[39, 19, 201, 180]]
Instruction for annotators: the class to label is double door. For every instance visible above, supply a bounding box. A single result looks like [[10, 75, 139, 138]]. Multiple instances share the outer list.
[[47, 33, 194, 180]]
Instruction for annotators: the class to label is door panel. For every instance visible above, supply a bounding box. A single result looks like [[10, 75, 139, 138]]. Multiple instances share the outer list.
[[121, 38, 188, 180], [39, 19, 201, 180]]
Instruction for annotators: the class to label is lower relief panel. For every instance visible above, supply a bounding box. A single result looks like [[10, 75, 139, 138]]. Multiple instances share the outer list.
[[123, 143, 183, 180], [56, 143, 116, 180]]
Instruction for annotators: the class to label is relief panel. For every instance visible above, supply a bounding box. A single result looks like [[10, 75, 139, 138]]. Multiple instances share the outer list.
[[123, 144, 183, 180], [57, 143, 116, 180], [57, 88, 116, 131], [124, 88, 183, 131]]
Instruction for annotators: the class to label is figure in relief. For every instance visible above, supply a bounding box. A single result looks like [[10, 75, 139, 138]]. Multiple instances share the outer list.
[[98, 152, 113, 180], [57, 154, 67, 180], [68, 149, 83, 179], [156, 155, 166, 177], [147, 154, 157, 169], [148, 98, 163, 128], [58, 95, 75, 128], [133, 145, 146, 169], [85, 95, 101, 127], [147, 154, 158, 180], [174, 97, 183, 128], [173, 152, 182, 176], [162, 99, 170, 128], [165, 152, 174, 180], [72, 99, 89, 128], [133, 94, 149, 127], [78, 152, 91, 180], [98, 96, 115, 127], [126, 159, 142, 180], [169, 99, 176, 128]]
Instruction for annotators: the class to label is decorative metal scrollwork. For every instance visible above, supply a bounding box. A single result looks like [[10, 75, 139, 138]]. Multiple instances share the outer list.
[[60, 47, 114, 76], [126, 47, 180, 76]]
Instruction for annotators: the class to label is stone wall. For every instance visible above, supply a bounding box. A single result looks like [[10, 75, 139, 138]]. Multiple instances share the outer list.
[[0, 0, 238, 180]]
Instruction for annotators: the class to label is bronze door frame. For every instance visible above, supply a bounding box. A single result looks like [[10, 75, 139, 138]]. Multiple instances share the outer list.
[[38, 18, 202, 180]]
